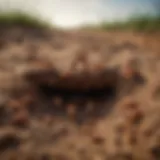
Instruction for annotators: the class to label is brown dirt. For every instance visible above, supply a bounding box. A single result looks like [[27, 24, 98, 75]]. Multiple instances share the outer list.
[[0, 27, 160, 160]]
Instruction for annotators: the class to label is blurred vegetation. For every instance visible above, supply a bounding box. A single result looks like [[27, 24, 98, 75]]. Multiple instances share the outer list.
[[0, 10, 159, 32], [0, 11, 52, 29], [82, 14, 160, 32]]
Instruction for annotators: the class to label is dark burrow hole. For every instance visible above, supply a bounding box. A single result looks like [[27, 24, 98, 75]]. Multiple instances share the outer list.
[[34, 83, 117, 123], [39, 84, 116, 100]]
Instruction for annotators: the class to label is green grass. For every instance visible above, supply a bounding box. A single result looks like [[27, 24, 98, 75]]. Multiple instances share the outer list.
[[0, 11, 52, 29], [0, 11, 159, 32], [82, 14, 160, 32]]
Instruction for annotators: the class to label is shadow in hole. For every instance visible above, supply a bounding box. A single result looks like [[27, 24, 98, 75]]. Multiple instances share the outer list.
[[34, 83, 117, 124]]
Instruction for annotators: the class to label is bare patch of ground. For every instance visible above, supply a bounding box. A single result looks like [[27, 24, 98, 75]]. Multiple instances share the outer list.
[[0, 27, 160, 160]]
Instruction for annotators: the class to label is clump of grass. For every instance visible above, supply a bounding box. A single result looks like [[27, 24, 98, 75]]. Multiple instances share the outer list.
[[102, 15, 160, 31], [0, 11, 51, 29], [82, 14, 160, 32]]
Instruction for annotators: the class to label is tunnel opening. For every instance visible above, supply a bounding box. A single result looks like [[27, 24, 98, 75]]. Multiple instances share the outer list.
[[38, 83, 116, 101], [33, 82, 117, 123], [24, 68, 120, 123]]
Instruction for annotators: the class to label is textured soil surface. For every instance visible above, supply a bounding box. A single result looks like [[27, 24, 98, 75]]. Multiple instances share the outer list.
[[0, 27, 160, 160]]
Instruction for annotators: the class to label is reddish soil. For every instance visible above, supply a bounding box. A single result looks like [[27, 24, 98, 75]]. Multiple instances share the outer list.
[[0, 27, 160, 160]]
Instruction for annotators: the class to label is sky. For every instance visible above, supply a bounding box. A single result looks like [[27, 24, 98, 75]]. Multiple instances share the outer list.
[[0, 0, 159, 28]]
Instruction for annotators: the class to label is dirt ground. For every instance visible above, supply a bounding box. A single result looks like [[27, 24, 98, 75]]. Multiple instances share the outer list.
[[0, 27, 160, 160]]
